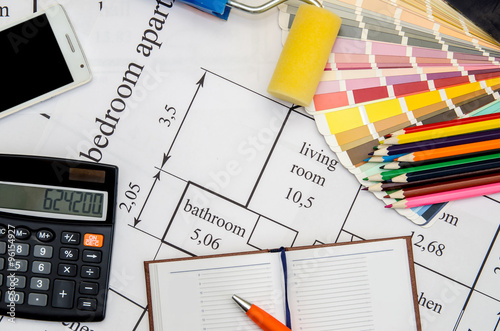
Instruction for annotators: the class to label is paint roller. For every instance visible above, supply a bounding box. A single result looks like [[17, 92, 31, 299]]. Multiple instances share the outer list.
[[178, 0, 342, 107]]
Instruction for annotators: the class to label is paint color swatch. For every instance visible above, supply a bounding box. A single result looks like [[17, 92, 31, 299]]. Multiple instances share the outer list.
[[277, 0, 500, 225]]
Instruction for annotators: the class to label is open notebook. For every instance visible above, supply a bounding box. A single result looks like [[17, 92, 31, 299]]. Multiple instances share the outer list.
[[144, 236, 421, 330]]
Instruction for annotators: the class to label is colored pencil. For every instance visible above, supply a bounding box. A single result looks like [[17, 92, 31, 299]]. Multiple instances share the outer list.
[[373, 128, 500, 156], [367, 166, 500, 191], [386, 112, 500, 137], [388, 158, 500, 183], [384, 173, 500, 199], [365, 153, 500, 181], [383, 118, 500, 145], [366, 181, 422, 192], [396, 138, 500, 162], [364, 154, 407, 163], [381, 149, 500, 169], [385, 182, 500, 209]]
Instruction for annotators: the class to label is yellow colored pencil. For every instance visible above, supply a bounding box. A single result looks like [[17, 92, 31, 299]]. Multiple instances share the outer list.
[[383, 118, 500, 145]]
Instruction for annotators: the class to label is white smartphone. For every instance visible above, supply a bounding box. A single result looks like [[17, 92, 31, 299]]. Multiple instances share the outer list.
[[0, 4, 92, 119]]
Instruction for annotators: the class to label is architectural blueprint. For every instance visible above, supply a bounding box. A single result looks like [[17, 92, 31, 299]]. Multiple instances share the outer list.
[[0, 0, 500, 330]]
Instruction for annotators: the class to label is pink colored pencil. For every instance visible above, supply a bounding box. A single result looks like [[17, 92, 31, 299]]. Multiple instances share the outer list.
[[385, 182, 500, 209]]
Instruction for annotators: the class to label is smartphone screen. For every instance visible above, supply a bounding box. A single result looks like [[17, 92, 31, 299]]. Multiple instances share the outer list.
[[0, 13, 74, 113]]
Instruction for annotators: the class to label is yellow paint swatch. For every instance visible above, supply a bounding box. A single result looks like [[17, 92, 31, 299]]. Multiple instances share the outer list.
[[325, 107, 364, 134], [445, 82, 481, 99], [486, 77, 500, 87], [365, 98, 403, 122], [405, 90, 442, 111]]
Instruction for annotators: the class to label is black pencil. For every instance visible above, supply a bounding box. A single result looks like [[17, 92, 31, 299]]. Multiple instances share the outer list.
[[387, 158, 500, 183], [366, 166, 500, 191]]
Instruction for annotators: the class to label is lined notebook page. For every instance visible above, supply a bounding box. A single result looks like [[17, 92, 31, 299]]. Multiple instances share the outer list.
[[148, 252, 286, 330], [286, 238, 418, 331]]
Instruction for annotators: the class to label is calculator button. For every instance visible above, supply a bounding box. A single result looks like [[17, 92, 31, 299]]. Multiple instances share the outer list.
[[81, 266, 100, 279], [82, 250, 102, 263], [61, 232, 80, 245], [58, 263, 78, 277], [0, 224, 6, 238], [6, 275, 26, 289], [36, 229, 55, 242], [14, 227, 31, 240], [52, 279, 75, 308], [30, 277, 50, 291], [28, 293, 48, 306], [0, 257, 4, 270], [4, 291, 24, 304], [8, 259, 28, 272], [83, 233, 104, 248], [79, 282, 99, 295], [0, 274, 3, 286], [34, 245, 53, 258], [0, 241, 6, 254], [60, 247, 79, 261], [78, 298, 97, 311], [12, 243, 30, 256], [32, 261, 52, 275]]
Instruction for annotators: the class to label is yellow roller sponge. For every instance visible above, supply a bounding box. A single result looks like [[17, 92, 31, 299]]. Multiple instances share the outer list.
[[267, 4, 341, 107]]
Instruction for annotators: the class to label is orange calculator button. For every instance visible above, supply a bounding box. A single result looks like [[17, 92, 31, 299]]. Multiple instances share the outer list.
[[83, 233, 104, 248]]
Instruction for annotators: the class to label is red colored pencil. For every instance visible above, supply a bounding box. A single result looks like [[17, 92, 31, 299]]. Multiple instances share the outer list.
[[385, 112, 500, 138]]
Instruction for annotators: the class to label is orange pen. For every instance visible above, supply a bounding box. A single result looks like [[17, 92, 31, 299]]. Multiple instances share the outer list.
[[232, 295, 292, 331]]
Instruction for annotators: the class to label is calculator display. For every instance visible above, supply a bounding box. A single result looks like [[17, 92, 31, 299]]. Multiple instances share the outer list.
[[0, 181, 107, 221]]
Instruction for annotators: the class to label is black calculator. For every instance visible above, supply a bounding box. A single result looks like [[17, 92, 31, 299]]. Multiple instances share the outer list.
[[0, 154, 118, 322]]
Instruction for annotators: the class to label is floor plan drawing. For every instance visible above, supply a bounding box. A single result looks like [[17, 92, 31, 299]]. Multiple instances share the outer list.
[[1, 1, 500, 330]]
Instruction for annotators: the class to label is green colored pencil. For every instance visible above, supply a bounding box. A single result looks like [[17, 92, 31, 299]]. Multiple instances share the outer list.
[[364, 152, 500, 182]]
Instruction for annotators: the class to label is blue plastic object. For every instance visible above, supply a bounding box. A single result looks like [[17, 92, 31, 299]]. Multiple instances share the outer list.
[[179, 0, 232, 20]]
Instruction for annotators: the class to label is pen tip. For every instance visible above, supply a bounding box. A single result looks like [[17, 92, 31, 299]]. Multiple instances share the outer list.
[[232, 294, 252, 312]]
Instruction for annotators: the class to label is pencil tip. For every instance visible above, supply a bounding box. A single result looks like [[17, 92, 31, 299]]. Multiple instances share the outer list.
[[385, 204, 393, 208], [361, 187, 368, 191]]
